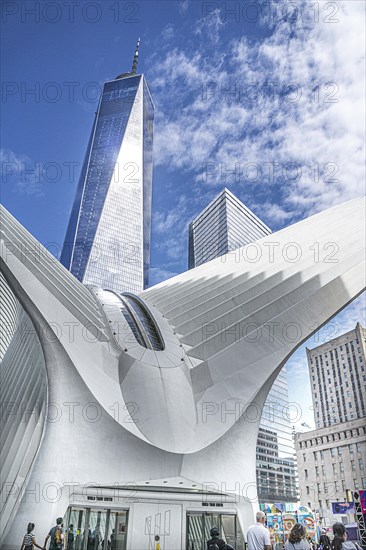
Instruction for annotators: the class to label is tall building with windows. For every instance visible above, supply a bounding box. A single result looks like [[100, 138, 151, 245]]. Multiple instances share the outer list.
[[256, 369, 298, 504], [307, 323, 366, 428], [188, 188, 271, 269], [188, 188, 298, 504], [294, 323, 366, 523], [295, 418, 366, 525], [60, 40, 154, 294]]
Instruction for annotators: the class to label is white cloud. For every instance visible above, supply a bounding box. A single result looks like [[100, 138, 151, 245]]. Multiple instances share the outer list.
[[161, 24, 175, 42], [149, 0, 365, 219], [252, 202, 295, 224], [0, 148, 44, 197], [194, 7, 225, 44], [178, 0, 190, 15], [149, 267, 179, 287]]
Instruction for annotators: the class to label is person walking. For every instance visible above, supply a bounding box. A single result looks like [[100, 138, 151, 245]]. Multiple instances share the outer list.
[[206, 527, 227, 550], [284, 523, 310, 550], [66, 525, 75, 550], [44, 517, 64, 550], [20, 523, 44, 550], [318, 530, 331, 550], [331, 523, 362, 550], [247, 512, 271, 550]]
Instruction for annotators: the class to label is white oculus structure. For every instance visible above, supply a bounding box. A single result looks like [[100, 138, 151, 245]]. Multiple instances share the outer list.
[[0, 197, 365, 550]]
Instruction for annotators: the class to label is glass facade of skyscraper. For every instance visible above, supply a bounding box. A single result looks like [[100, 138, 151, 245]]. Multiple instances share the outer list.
[[188, 188, 271, 269], [188, 188, 298, 504], [257, 367, 298, 503], [60, 73, 154, 294]]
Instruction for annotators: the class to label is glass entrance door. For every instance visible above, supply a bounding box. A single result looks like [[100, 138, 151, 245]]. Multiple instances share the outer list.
[[64, 507, 128, 550], [186, 512, 245, 550]]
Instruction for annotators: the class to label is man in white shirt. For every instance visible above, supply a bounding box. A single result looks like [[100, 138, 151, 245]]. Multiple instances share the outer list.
[[247, 511, 272, 550]]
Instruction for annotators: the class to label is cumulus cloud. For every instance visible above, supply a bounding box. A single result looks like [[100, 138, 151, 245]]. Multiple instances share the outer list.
[[150, 0, 365, 219]]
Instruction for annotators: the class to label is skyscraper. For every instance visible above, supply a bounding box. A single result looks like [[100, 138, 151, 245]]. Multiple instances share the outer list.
[[60, 40, 154, 294], [307, 322, 366, 428], [188, 188, 298, 504], [188, 188, 271, 268], [295, 322, 366, 524]]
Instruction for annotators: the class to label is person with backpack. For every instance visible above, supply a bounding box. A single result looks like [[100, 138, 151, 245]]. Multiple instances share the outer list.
[[67, 525, 75, 550], [44, 517, 64, 550], [206, 527, 227, 550], [20, 523, 44, 550], [318, 530, 331, 550]]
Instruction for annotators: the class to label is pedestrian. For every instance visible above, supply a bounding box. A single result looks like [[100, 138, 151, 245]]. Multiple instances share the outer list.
[[44, 517, 64, 550], [318, 530, 331, 550], [20, 523, 44, 550], [284, 523, 310, 550], [247, 512, 272, 550], [331, 523, 362, 550], [206, 527, 227, 550], [67, 525, 75, 550]]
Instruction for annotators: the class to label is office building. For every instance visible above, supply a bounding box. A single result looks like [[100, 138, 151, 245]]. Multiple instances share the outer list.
[[307, 323, 366, 428], [294, 323, 366, 522], [60, 40, 154, 294], [295, 418, 366, 525], [188, 188, 298, 504], [256, 369, 298, 504], [188, 188, 271, 269]]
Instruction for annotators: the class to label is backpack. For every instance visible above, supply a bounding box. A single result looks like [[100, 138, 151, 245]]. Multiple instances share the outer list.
[[51, 526, 62, 549], [68, 530, 74, 543]]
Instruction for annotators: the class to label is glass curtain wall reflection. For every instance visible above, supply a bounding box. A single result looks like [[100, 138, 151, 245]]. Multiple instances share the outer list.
[[61, 68, 154, 294]]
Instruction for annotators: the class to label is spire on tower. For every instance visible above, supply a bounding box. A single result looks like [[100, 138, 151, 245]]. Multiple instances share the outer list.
[[131, 37, 140, 74], [115, 38, 141, 80]]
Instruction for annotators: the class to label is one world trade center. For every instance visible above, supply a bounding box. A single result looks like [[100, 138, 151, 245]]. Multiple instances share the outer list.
[[60, 40, 154, 294]]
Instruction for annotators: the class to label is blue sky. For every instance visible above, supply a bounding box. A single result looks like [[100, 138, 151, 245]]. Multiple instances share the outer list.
[[1, 0, 365, 429]]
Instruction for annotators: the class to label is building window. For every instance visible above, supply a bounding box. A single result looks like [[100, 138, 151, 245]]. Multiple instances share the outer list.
[[322, 465, 326, 477], [362, 479, 366, 489], [359, 459, 364, 470], [349, 444, 354, 454], [320, 450, 325, 460], [306, 486, 310, 495], [305, 469, 308, 478], [315, 466, 319, 476], [325, 500, 330, 508], [338, 447, 342, 456], [342, 480, 346, 490], [335, 482, 340, 492], [303, 453, 306, 462], [332, 464, 337, 475], [331, 448, 336, 458], [354, 479, 359, 489]]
